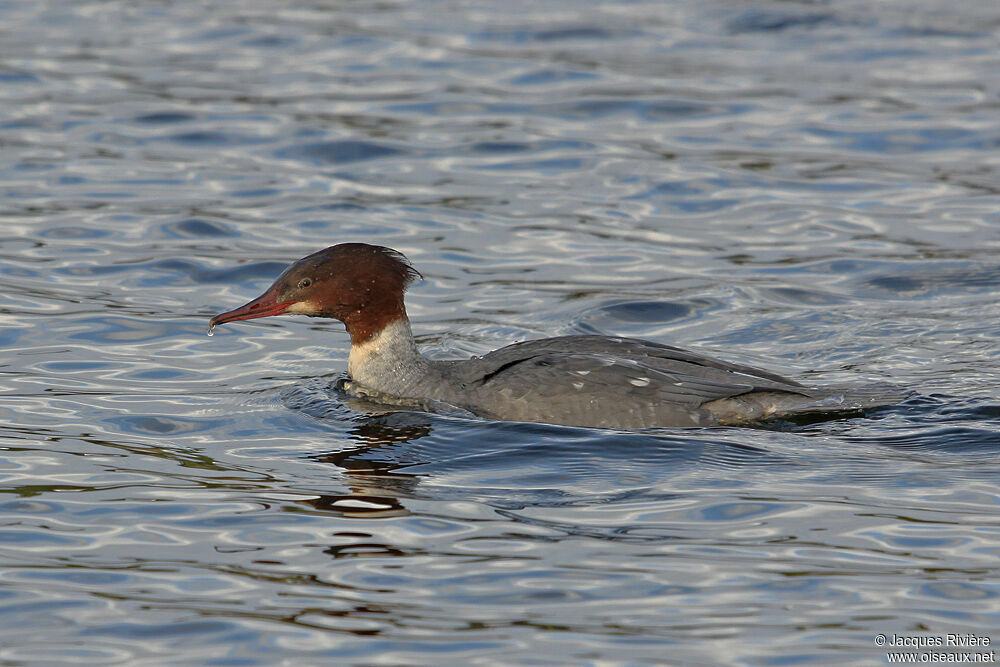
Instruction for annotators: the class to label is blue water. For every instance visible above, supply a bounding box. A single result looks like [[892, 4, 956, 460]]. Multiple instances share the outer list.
[[1, 0, 999, 663]]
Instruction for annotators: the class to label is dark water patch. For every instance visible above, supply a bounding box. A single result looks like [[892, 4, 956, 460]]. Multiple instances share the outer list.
[[162, 131, 271, 147], [19, 570, 131, 586], [509, 68, 599, 86], [0, 263, 41, 278], [756, 287, 849, 307], [624, 179, 706, 198], [274, 140, 405, 165], [874, 423, 1000, 453], [122, 368, 199, 381], [645, 100, 754, 121], [229, 187, 283, 198], [38, 361, 115, 373], [146, 257, 232, 285], [387, 99, 744, 122], [532, 27, 629, 42], [861, 263, 1000, 297], [934, 398, 1000, 422], [0, 327, 25, 348], [727, 10, 841, 34], [133, 112, 197, 125], [162, 218, 236, 239], [970, 135, 1000, 150], [890, 26, 988, 39], [828, 396, 1000, 454], [0, 531, 87, 546], [0, 118, 48, 130], [240, 35, 300, 49], [545, 99, 723, 121], [203, 260, 289, 286], [301, 202, 368, 212], [386, 100, 529, 117], [668, 198, 742, 213], [0, 70, 41, 84], [472, 26, 634, 44], [470, 140, 554, 154], [0, 599, 93, 616], [111, 415, 226, 436], [78, 191, 136, 200], [0, 500, 62, 514], [573, 299, 716, 332], [88, 620, 241, 640]]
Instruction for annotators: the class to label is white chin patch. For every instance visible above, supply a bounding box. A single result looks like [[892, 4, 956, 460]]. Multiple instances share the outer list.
[[286, 300, 320, 315]]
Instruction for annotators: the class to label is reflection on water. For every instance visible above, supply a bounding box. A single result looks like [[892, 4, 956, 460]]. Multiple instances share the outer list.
[[0, 0, 999, 663]]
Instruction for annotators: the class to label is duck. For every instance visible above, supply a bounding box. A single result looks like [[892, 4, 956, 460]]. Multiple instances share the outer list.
[[209, 243, 901, 428]]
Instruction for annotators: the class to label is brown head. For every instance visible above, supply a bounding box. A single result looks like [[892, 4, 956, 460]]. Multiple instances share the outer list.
[[209, 243, 421, 344]]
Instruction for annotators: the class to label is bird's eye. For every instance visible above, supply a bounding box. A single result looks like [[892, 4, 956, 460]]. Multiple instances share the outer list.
[[297, 278, 312, 289]]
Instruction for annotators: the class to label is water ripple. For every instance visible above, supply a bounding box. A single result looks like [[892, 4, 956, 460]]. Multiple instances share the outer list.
[[0, 0, 998, 663]]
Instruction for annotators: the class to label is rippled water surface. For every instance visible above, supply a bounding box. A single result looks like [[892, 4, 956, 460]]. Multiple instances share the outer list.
[[2, 0, 999, 663]]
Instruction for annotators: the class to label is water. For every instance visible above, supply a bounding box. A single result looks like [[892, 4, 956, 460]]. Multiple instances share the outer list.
[[1, 0, 999, 663]]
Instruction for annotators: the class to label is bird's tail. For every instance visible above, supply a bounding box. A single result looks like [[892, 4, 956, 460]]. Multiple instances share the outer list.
[[790, 382, 909, 414], [705, 382, 907, 426]]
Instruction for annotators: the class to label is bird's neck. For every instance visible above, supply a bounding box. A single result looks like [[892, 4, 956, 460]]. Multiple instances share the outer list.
[[347, 317, 431, 394]]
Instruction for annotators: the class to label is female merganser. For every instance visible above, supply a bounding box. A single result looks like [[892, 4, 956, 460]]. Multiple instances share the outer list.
[[210, 243, 900, 428]]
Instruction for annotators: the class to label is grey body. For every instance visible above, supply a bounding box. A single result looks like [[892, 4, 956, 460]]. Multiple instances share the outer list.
[[344, 320, 899, 428]]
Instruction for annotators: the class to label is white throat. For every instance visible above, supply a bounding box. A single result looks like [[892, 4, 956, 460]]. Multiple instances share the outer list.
[[347, 318, 429, 394]]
